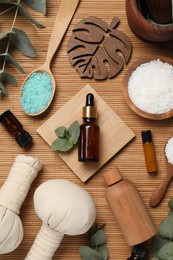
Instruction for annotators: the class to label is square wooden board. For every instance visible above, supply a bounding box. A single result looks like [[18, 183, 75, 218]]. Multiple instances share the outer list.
[[37, 84, 135, 182]]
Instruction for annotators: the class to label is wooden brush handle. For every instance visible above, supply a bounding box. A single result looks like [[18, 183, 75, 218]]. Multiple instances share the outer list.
[[45, 0, 80, 66], [150, 172, 173, 207]]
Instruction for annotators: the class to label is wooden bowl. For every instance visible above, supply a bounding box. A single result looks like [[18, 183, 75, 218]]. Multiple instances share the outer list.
[[122, 56, 173, 120], [126, 0, 173, 42]]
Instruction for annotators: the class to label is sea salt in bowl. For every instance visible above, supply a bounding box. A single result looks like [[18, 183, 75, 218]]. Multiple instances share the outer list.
[[122, 56, 173, 120]]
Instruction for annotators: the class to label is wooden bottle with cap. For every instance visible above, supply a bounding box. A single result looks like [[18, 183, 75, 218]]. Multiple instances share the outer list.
[[103, 167, 157, 246]]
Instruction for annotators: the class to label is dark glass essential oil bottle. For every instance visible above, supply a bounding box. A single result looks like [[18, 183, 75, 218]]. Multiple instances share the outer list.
[[0, 110, 33, 148], [127, 244, 148, 260], [78, 93, 99, 162]]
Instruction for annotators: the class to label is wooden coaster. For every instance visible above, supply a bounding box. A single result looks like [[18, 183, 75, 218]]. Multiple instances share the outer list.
[[67, 16, 132, 80], [37, 84, 135, 182]]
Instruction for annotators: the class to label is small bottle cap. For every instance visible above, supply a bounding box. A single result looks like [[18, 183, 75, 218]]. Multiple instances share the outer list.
[[103, 167, 123, 186], [141, 130, 153, 143], [132, 245, 148, 260], [16, 131, 33, 148]]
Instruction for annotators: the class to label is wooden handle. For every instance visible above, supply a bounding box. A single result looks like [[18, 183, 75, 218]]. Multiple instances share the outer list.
[[150, 171, 173, 207], [45, 0, 80, 66]]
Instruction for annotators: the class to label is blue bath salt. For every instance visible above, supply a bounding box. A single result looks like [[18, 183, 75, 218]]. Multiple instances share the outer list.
[[20, 72, 53, 114]]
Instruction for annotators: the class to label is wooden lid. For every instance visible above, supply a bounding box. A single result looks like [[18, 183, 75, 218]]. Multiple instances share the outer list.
[[103, 168, 123, 186]]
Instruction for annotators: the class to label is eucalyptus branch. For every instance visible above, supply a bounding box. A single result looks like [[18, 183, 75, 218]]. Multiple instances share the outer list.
[[80, 224, 108, 260], [2, 2, 20, 72], [0, 0, 46, 95], [52, 121, 80, 152]]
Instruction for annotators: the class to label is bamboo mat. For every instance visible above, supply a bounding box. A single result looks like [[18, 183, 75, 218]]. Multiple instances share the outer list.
[[0, 1, 173, 259]]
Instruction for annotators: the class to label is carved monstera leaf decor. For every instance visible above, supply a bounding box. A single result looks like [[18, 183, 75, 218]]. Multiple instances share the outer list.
[[67, 16, 132, 80]]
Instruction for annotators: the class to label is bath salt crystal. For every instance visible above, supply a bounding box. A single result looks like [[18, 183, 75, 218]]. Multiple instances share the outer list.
[[20, 72, 52, 115], [165, 137, 173, 164], [128, 59, 173, 114]]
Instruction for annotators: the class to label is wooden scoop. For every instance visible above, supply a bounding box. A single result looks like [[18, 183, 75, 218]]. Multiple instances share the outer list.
[[20, 0, 80, 116], [150, 162, 173, 207]]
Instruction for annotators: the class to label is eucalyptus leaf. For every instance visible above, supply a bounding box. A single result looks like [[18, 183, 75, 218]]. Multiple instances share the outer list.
[[88, 223, 106, 239], [80, 246, 103, 260], [23, 0, 46, 15], [168, 257, 173, 260], [97, 244, 109, 260], [152, 234, 169, 258], [8, 28, 36, 57], [169, 198, 173, 210], [5, 52, 25, 73], [1, 71, 17, 86], [0, 82, 8, 95], [151, 258, 159, 260], [90, 229, 106, 247], [18, 4, 45, 29], [169, 211, 173, 217], [55, 126, 67, 138], [80, 224, 108, 260], [158, 242, 173, 260], [52, 121, 80, 152], [52, 137, 73, 152], [67, 121, 80, 144], [159, 215, 173, 239], [0, 32, 8, 40], [88, 224, 99, 239]]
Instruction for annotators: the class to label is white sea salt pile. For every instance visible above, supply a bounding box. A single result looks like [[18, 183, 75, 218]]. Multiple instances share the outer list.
[[165, 137, 173, 164], [128, 59, 173, 114]]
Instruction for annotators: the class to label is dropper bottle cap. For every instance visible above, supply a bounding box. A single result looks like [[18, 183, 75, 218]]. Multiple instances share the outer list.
[[82, 93, 97, 119]]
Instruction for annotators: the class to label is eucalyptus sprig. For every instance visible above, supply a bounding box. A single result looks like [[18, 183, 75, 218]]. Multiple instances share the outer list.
[[51, 121, 80, 152], [152, 198, 173, 260], [80, 224, 109, 260], [0, 0, 46, 95]]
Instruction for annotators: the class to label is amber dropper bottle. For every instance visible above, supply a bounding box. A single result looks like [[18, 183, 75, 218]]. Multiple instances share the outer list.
[[78, 93, 99, 162], [0, 110, 32, 148], [141, 130, 158, 174]]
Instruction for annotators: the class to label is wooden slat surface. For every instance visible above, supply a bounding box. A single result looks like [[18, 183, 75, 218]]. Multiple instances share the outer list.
[[0, 0, 173, 259]]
